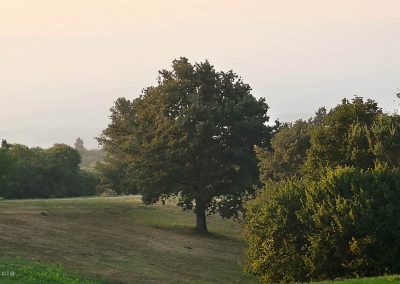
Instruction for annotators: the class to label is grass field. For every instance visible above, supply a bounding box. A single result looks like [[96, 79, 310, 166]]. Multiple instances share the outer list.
[[0, 196, 257, 284], [1, 196, 399, 284]]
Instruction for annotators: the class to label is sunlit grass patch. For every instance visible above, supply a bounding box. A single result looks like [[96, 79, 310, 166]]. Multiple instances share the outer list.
[[0, 257, 104, 284]]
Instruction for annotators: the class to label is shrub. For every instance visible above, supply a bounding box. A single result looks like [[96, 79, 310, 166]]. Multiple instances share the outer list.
[[244, 167, 400, 283], [302, 167, 400, 279], [244, 178, 309, 283]]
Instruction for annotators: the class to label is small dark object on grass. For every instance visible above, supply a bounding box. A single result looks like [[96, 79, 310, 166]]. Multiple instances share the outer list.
[[40, 211, 48, 216], [184, 246, 192, 250], [80, 253, 93, 256]]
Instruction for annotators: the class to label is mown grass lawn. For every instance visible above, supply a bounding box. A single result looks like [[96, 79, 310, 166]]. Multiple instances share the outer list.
[[0, 196, 257, 284], [2, 196, 399, 284]]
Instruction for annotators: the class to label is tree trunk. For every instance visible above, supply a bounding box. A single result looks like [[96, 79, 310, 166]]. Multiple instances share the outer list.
[[195, 203, 208, 234]]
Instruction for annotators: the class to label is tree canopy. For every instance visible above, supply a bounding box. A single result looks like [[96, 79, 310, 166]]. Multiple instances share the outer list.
[[305, 97, 400, 174], [98, 57, 272, 232]]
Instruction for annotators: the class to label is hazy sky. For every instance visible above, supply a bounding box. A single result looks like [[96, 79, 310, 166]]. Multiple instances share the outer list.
[[1, 0, 399, 148]]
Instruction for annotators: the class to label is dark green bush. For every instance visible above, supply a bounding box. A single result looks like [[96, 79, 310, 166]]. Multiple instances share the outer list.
[[244, 167, 400, 283], [302, 167, 400, 279], [77, 170, 100, 196]]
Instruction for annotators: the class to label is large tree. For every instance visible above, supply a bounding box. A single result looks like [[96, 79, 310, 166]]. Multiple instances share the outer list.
[[99, 58, 272, 233]]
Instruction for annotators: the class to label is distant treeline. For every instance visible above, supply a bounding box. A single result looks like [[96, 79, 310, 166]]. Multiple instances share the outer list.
[[0, 141, 99, 199]]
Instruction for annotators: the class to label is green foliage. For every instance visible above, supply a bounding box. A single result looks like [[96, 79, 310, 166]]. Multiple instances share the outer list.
[[244, 167, 400, 283], [255, 119, 312, 182], [0, 142, 99, 199], [245, 97, 400, 283], [368, 114, 400, 167], [254, 97, 394, 184], [98, 58, 272, 232], [243, 178, 308, 283], [45, 144, 82, 197], [96, 156, 136, 195], [301, 167, 400, 279], [304, 97, 387, 174], [77, 170, 99, 197], [0, 140, 16, 193]]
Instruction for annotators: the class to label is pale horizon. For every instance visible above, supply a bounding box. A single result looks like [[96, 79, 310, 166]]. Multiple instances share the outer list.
[[1, 0, 399, 148]]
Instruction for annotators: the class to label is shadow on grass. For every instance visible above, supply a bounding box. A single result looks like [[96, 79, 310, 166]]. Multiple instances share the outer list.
[[150, 223, 238, 241]]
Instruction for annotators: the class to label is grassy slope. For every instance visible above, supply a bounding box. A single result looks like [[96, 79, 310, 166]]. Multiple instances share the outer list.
[[0, 196, 257, 284], [1, 196, 398, 284]]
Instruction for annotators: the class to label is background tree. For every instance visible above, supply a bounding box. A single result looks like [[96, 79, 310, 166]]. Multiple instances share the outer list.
[[7, 144, 48, 198], [46, 144, 82, 197], [96, 98, 139, 195], [74, 137, 85, 152], [98, 58, 272, 233], [0, 140, 15, 197], [255, 119, 311, 182], [304, 97, 383, 174], [96, 156, 135, 195]]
